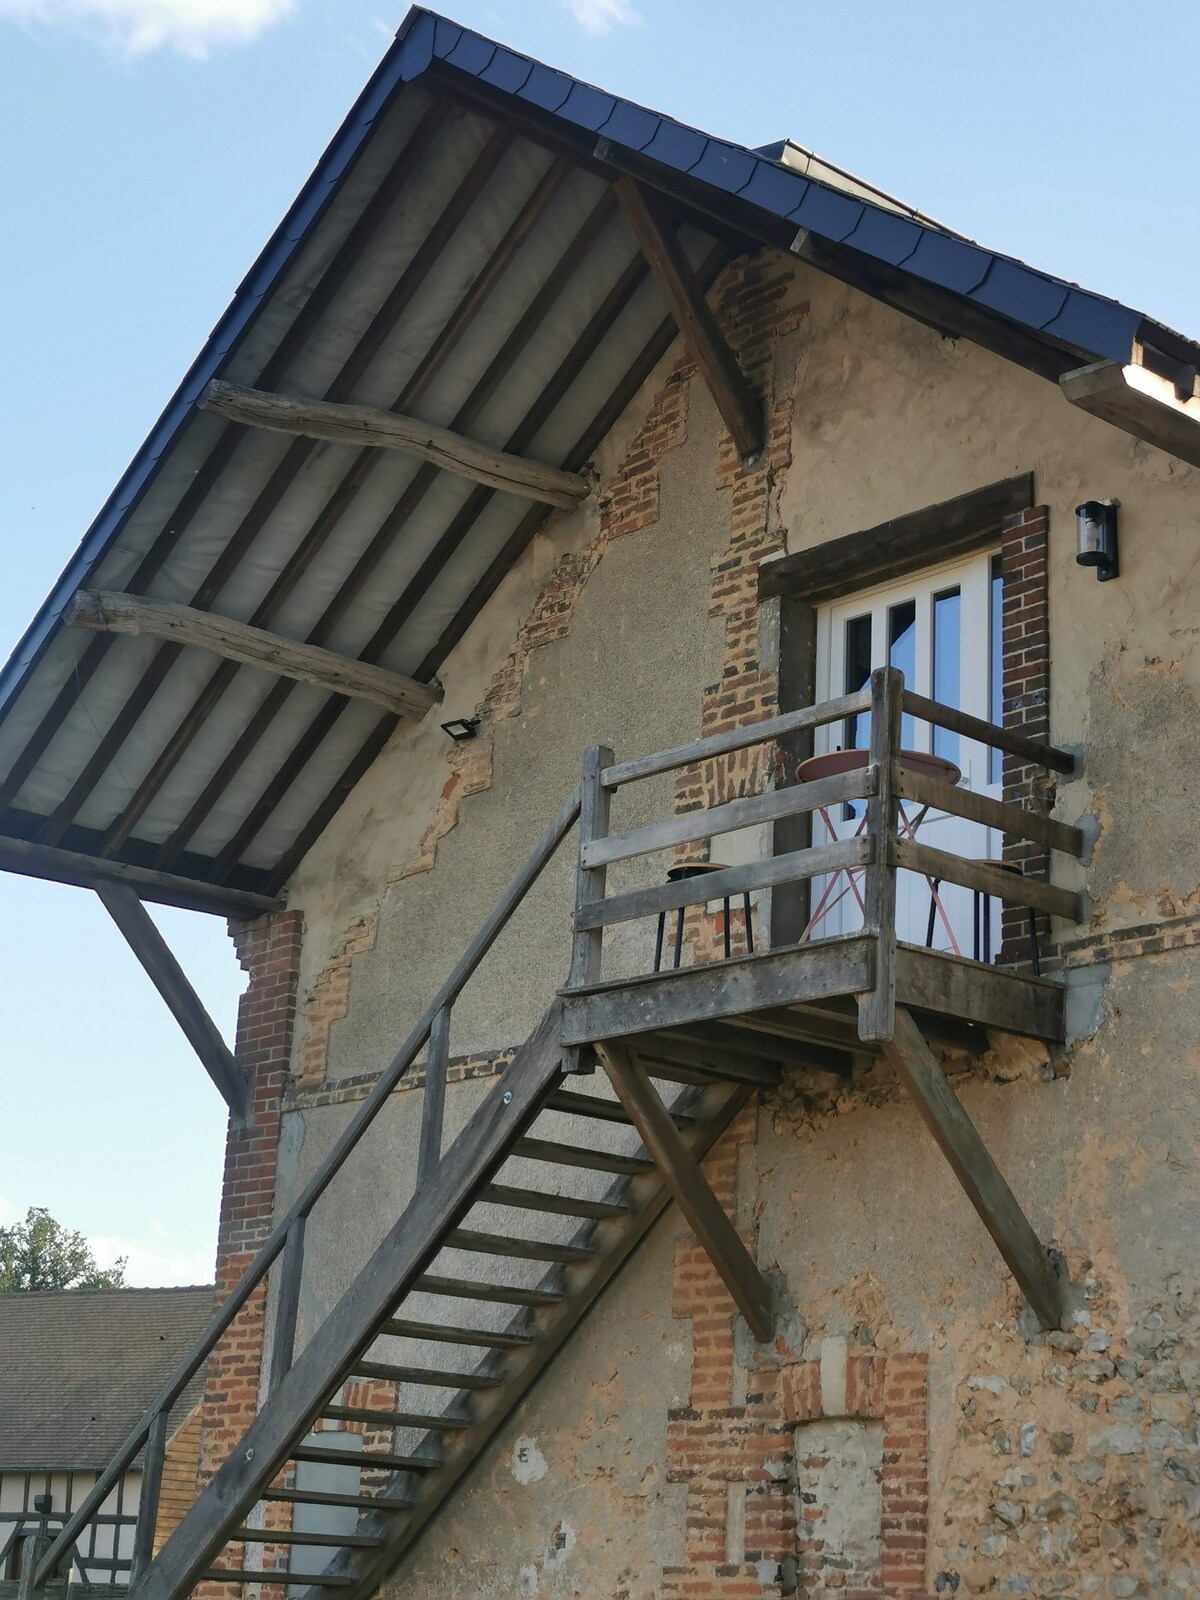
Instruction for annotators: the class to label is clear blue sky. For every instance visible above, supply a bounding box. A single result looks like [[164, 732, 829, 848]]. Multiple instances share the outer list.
[[2, 0, 1197, 1284]]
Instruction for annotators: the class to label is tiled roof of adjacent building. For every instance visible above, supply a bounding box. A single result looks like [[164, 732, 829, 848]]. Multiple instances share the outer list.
[[0, 1285, 213, 1471]]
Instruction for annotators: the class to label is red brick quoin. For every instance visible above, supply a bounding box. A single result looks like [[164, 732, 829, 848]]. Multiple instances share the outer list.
[[665, 1113, 929, 1599], [194, 908, 304, 1598]]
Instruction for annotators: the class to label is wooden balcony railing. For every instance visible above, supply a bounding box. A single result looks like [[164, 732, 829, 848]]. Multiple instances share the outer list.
[[567, 666, 1085, 1042]]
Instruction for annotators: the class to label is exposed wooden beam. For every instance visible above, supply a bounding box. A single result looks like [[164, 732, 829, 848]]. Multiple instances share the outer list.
[[758, 474, 1035, 603], [0, 833, 280, 918], [877, 1004, 1070, 1330], [94, 882, 251, 1122], [64, 591, 440, 720], [1060, 359, 1200, 470], [613, 176, 763, 459], [598, 1040, 774, 1341], [201, 381, 591, 511]]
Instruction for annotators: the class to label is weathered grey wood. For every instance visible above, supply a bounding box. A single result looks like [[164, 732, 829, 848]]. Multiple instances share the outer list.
[[416, 1005, 451, 1184], [601, 690, 871, 787], [130, 1410, 167, 1584], [479, 1182, 629, 1221], [201, 380, 591, 509], [233, 1525, 386, 1547], [65, 590, 440, 719], [878, 1005, 1069, 1330], [379, 1317, 533, 1349], [205, 1566, 353, 1588], [613, 178, 762, 459], [577, 837, 871, 931], [267, 1214, 306, 1397], [345, 1361, 493, 1392], [582, 766, 875, 869], [1061, 359, 1200, 471], [95, 882, 251, 1121], [758, 474, 1034, 602], [125, 1005, 565, 1600], [894, 945, 1065, 1043], [630, 1030, 783, 1088], [895, 766, 1085, 857], [260, 1487, 412, 1513], [859, 667, 902, 1042], [0, 834, 279, 919], [39, 786, 581, 1590], [568, 745, 613, 988], [900, 688, 1075, 775], [327, 1076, 750, 1600], [600, 1041, 773, 1340], [560, 936, 875, 1046], [891, 837, 1082, 922], [445, 1228, 593, 1264], [412, 1274, 563, 1307], [321, 1405, 468, 1433], [511, 1136, 654, 1176]]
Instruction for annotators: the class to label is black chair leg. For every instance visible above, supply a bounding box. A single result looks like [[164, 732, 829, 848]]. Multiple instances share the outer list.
[[1028, 907, 1040, 976], [672, 906, 686, 969], [723, 895, 731, 960], [654, 911, 667, 973], [743, 891, 754, 955], [925, 879, 940, 948]]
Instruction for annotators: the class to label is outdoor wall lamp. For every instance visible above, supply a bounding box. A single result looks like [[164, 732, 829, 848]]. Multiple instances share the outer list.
[[441, 716, 481, 742], [1075, 498, 1119, 581]]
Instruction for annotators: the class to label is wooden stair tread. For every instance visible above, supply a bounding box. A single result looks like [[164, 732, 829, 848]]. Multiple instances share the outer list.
[[512, 1136, 654, 1175], [413, 1273, 564, 1306], [380, 1315, 534, 1346], [543, 1087, 695, 1126], [292, 1443, 440, 1472], [260, 1486, 412, 1512], [204, 1570, 352, 1587], [349, 1359, 499, 1390], [323, 1403, 470, 1431], [232, 1526, 384, 1548], [446, 1227, 595, 1263], [479, 1182, 629, 1220]]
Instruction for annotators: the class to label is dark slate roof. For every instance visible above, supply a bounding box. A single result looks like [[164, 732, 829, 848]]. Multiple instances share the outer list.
[[0, 1286, 213, 1471]]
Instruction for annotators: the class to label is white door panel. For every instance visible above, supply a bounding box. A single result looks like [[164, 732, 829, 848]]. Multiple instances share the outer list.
[[809, 551, 1003, 953]]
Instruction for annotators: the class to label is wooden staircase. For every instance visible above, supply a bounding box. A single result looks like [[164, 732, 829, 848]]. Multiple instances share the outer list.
[[30, 670, 1087, 1598]]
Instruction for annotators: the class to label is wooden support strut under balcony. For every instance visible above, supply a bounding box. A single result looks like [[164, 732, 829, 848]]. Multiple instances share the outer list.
[[200, 379, 592, 509], [64, 590, 442, 720]]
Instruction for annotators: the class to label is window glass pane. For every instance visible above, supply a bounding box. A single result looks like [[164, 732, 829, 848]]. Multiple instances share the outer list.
[[843, 613, 871, 750], [989, 553, 1003, 784], [889, 599, 917, 747], [932, 587, 960, 767]]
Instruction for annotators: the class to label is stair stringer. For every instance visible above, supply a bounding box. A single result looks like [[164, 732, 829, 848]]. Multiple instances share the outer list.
[[304, 1072, 752, 1600]]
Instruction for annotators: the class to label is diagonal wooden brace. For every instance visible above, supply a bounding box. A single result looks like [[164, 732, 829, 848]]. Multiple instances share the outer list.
[[876, 1003, 1071, 1330], [598, 1039, 774, 1341]]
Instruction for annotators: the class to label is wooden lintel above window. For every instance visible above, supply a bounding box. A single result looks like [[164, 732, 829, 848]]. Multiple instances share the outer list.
[[757, 472, 1035, 604]]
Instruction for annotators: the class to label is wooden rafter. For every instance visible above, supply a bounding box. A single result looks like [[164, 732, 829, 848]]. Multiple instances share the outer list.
[[614, 175, 763, 459], [598, 1039, 774, 1341], [1061, 358, 1200, 469], [201, 382, 591, 510], [878, 1004, 1070, 1331], [28, 118, 513, 853], [65, 591, 441, 720], [0, 98, 457, 828], [0, 833, 279, 918], [99, 154, 569, 866], [95, 882, 252, 1121]]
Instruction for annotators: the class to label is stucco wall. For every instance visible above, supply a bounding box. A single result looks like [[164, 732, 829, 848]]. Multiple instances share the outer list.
[[271, 248, 1200, 1598]]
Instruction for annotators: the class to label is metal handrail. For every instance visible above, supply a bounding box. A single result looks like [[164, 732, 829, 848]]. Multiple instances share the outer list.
[[36, 783, 582, 1587]]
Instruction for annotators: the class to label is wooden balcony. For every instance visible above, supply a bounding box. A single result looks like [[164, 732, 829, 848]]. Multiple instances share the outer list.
[[562, 666, 1086, 1330]]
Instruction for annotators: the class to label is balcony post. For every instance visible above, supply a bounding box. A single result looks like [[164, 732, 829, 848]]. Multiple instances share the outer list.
[[128, 1408, 168, 1585], [565, 744, 613, 1073], [417, 1004, 451, 1184], [859, 666, 903, 1041], [267, 1214, 307, 1396]]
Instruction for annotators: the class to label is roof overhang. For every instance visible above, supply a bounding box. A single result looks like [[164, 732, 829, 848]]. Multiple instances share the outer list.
[[1, 7, 1195, 916]]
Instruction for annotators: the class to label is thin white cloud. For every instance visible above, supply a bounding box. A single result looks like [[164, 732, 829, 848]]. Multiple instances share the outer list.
[[0, 0, 295, 57], [562, 0, 640, 37], [91, 1221, 214, 1287]]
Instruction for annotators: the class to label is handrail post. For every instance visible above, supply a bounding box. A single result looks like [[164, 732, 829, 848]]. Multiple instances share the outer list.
[[267, 1214, 307, 1397], [859, 666, 902, 1042], [417, 1005, 451, 1184], [565, 745, 612, 1073], [17, 1528, 50, 1600], [129, 1408, 168, 1585]]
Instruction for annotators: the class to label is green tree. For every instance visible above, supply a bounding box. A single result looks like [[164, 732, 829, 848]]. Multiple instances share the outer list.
[[0, 1207, 127, 1292]]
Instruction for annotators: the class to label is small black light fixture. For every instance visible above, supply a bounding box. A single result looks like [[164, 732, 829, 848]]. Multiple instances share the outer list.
[[32, 1493, 52, 1515], [440, 715, 481, 743], [1075, 498, 1119, 582]]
